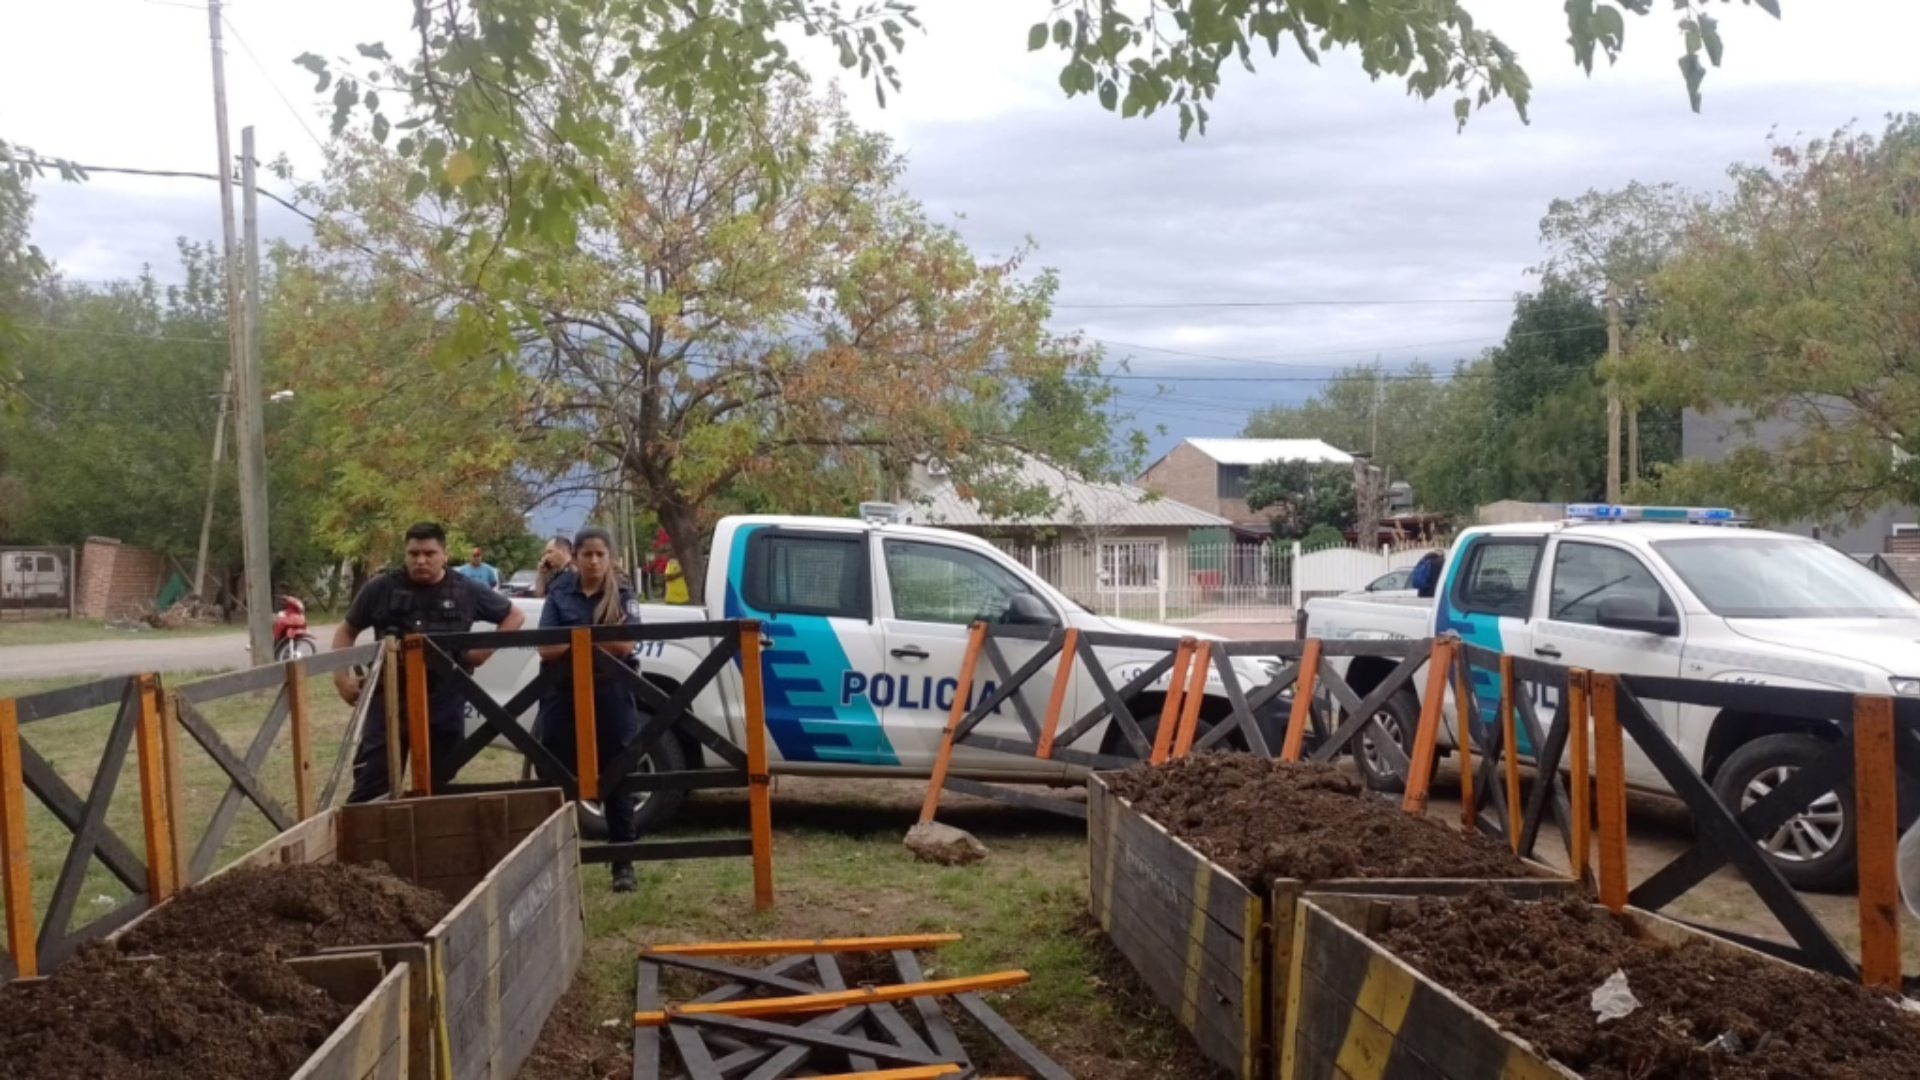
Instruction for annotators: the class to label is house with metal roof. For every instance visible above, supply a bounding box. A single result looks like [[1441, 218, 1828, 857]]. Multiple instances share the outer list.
[[1136, 437, 1354, 529]]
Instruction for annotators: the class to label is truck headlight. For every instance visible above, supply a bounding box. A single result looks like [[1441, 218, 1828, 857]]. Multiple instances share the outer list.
[[1892, 678, 1920, 697]]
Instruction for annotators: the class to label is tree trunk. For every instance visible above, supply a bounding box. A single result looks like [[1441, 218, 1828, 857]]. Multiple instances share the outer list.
[[658, 499, 710, 607]]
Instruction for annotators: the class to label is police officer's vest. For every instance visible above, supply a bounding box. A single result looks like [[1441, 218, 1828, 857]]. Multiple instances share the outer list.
[[372, 570, 480, 641]]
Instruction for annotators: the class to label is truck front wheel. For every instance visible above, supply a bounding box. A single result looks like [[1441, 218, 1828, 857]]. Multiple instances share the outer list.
[[1711, 733, 1855, 892], [1353, 689, 1430, 794]]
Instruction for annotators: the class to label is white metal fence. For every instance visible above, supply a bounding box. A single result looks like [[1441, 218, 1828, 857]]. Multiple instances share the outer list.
[[995, 537, 1442, 624]]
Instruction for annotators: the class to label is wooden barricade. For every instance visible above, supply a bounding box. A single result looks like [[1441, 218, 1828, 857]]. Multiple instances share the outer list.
[[919, 626, 1436, 829], [0, 672, 173, 978], [406, 619, 775, 910]]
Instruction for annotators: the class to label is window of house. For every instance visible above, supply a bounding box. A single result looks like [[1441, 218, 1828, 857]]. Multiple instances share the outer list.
[[1217, 464, 1251, 499]]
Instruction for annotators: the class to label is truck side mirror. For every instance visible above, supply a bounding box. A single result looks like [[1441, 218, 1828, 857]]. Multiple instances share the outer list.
[[1005, 593, 1059, 628], [1595, 596, 1680, 637]]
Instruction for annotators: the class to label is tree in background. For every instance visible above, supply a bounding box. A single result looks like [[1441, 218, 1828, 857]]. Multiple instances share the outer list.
[[1243, 460, 1353, 542], [1243, 362, 1445, 487], [310, 71, 1121, 602], [1639, 117, 1920, 526]]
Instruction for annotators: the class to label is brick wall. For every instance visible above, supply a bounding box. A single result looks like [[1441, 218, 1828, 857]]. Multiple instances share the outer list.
[[76, 537, 175, 620], [1137, 444, 1255, 524]]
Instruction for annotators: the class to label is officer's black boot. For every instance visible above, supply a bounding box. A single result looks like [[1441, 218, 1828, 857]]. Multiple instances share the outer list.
[[611, 863, 637, 893]]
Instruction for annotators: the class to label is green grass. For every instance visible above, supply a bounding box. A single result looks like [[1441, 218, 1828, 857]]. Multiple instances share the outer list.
[[0, 617, 238, 648], [552, 780, 1216, 1080]]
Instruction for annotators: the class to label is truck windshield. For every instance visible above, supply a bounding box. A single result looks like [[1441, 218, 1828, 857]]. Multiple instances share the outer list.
[[1652, 537, 1920, 619]]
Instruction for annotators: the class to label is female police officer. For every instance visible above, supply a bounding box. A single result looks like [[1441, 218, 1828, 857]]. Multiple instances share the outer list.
[[535, 526, 645, 892]]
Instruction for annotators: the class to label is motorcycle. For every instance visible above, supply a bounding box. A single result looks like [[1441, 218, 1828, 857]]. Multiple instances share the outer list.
[[272, 596, 319, 662]]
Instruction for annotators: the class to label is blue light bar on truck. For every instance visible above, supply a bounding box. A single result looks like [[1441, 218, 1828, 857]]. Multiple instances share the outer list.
[[1565, 504, 1741, 524]]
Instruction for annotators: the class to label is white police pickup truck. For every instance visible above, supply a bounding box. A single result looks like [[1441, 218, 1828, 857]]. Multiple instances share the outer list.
[[1302, 504, 1920, 890], [475, 509, 1286, 831]]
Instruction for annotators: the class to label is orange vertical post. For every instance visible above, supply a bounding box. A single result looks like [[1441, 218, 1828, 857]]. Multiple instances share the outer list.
[[1567, 669, 1593, 881], [1591, 674, 1630, 912], [286, 660, 315, 820], [1280, 639, 1321, 763], [1172, 641, 1212, 758], [571, 627, 600, 801], [919, 622, 987, 824], [159, 690, 189, 880], [1499, 654, 1522, 851], [0, 697, 35, 977], [1035, 629, 1079, 760], [403, 636, 432, 797], [382, 637, 404, 801], [1400, 639, 1455, 815], [740, 622, 775, 911], [1854, 695, 1901, 990], [1454, 652, 1475, 832], [133, 673, 176, 903], [1150, 639, 1195, 765]]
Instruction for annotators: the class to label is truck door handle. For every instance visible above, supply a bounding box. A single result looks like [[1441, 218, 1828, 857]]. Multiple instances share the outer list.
[[891, 646, 930, 661], [1533, 645, 1562, 659]]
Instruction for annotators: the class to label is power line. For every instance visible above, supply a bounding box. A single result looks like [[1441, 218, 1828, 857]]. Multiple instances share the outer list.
[[222, 14, 328, 152], [48, 160, 317, 224], [1056, 297, 1516, 311], [1093, 321, 1609, 370]]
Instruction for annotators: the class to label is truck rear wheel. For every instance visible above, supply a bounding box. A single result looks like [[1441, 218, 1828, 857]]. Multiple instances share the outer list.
[[1353, 689, 1429, 795], [1712, 733, 1855, 892]]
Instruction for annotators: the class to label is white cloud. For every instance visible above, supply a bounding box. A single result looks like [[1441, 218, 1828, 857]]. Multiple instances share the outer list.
[[6, 0, 1914, 451]]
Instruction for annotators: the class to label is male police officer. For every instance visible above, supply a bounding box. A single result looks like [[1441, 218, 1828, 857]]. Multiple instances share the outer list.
[[332, 522, 526, 801]]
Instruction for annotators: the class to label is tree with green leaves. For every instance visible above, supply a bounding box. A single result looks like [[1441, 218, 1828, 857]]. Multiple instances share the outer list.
[[1243, 362, 1444, 485], [305, 79, 1121, 601], [1244, 458, 1353, 541], [1639, 116, 1920, 526], [292, 0, 1776, 353]]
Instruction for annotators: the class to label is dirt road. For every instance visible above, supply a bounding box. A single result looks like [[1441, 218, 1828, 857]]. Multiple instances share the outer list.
[[0, 626, 340, 679]]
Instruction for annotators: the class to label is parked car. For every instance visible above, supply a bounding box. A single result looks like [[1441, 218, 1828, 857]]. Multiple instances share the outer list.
[[470, 508, 1290, 832], [1303, 503, 1920, 890], [502, 569, 538, 597]]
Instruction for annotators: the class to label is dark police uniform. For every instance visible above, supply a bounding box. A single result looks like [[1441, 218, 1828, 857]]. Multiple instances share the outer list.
[[535, 570, 645, 849], [344, 568, 514, 803]]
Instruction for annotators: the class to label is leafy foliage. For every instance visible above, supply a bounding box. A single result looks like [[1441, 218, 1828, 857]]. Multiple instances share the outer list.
[[1244, 362, 1445, 486], [307, 79, 1124, 600], [1639, 116, 1920, 526], [1244, 459, 1353, 541]]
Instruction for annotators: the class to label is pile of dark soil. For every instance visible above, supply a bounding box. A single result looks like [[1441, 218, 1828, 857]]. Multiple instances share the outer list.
[[515, 987, 631, 1080], [1104, 755, 1529, 888], [120, 861, 451, 958], [1373, 891, 1920, 1080], [0, 942, 349, 1080]]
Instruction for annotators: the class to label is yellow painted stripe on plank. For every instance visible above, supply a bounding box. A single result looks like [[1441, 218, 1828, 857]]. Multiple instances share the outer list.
[[1333, 951, 1415, 1080], [432, 945, 454, 1080], [1277, 908, 1309, 1080], [1181, 861, 1212, 1029]]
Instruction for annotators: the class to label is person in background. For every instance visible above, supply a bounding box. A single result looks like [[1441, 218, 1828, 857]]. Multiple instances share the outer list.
[[456, 547, 501, 589], [532, 536, 573, 599], [332, 522, 524, 801], [535, 526, 645, 892]]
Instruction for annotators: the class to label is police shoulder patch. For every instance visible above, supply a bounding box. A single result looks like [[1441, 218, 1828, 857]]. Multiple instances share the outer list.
[[624, 598, 643, 620]]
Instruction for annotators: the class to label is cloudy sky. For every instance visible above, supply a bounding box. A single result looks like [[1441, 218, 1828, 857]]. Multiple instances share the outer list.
[[5, 0, 1916, 496]]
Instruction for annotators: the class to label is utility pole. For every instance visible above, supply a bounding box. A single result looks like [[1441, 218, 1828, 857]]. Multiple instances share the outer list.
[[1605, 281, 1623, 503], [238, 127, 273, 662], [191, 370, 231, 598], [206, 0, 255, 639]]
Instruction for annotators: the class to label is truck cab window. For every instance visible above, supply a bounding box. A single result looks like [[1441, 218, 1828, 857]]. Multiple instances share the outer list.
[[884, 540, 1031, 625], [1452, 538, 1541, 618], [742, 531, 871, 619], [1549, 542, 1674, 625]]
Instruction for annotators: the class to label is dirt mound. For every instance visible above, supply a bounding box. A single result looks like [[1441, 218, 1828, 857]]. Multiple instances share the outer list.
[[1104, 755, 1528, 887], [120, 862, 451, 958], [0, 942, 350, 1080], [1373, 891, 1920, 1080]]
